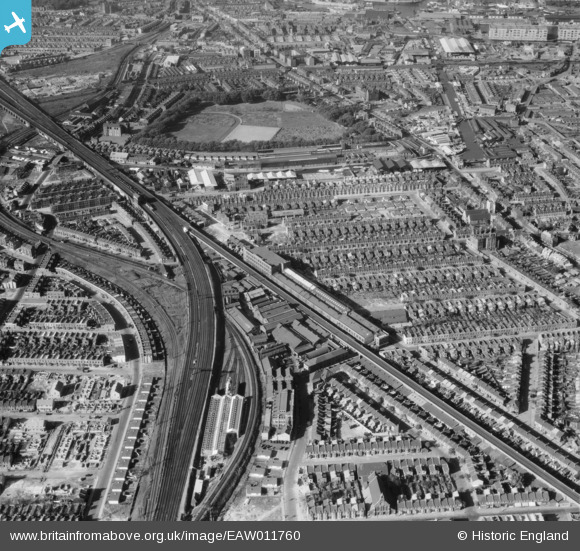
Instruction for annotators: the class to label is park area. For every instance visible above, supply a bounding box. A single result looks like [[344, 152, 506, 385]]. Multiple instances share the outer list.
[[167, 100, 344, 144]]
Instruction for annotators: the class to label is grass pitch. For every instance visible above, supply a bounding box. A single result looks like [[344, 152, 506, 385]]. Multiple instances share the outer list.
[[167, 100, 343, 144]]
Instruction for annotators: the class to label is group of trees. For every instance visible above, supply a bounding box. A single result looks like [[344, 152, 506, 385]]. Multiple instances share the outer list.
[[139, 95, 202, 139], [297, 96, 385, 143], [201, 87, 285, 105], [318, 104, 383, 141], [133, 134, 346, 153], [162, 87, 284, 109], [317, 103, 358, 123]]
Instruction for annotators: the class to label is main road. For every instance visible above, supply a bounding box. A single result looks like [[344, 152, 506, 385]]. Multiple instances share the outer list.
[[0, 79, 217, 521]]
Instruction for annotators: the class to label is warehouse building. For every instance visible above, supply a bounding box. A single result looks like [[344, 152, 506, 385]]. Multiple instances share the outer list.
[[243, 246, 290, 276], [488, 23, 548, 41], [201, 381, 244, 456]]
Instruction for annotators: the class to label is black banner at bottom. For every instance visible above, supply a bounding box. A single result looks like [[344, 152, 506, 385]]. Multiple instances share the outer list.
[[1, 521, 578, 551]]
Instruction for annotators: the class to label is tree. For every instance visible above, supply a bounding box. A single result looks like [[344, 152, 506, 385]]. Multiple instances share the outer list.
[[224, 91, 242, 104], [240, 89, 262, 103], [263, 89, 284, 101], [338, 113, 355, 127], [296, 91, 310, 104]]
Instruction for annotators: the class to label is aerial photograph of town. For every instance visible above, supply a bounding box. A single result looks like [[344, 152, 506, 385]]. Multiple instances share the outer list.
[[0, 0, 579, 527]]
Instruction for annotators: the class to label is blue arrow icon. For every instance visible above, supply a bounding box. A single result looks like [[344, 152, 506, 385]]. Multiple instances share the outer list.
[[0, 1, 31, 55]]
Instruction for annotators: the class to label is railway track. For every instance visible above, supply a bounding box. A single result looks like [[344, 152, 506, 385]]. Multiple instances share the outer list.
[[144, 233, 217, 520], [191, 317, 261, 521], [0, 79, 218, 521]]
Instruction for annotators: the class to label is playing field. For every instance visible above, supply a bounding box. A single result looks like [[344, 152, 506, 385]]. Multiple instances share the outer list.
[[169, 111, 238, 142], [167, 100, 344, 144], [223, 124, 280, 143]]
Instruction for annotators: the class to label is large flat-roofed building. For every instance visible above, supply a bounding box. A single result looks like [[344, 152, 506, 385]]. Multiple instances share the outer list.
[[103, 123, 122, 137], [439, 37, 474, 56], [243, 246, 290, 276], [188, 168, 218, 189], [335, 312, 375, 345], [489, 23, 548, 42], [558, 23, 580, 41], [305, 347, 352, 372], [270, 388, 293, 441], [201, 383, 244, 456]]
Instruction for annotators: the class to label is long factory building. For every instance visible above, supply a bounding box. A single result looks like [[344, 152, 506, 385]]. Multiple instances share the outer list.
[[242, 246, 389, 347]]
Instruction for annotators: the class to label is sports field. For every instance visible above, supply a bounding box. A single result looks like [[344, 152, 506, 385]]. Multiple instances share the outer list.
[[223, 124, 280, 143], [169, 111, 238, 142], [167, 100, 344, 144]]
